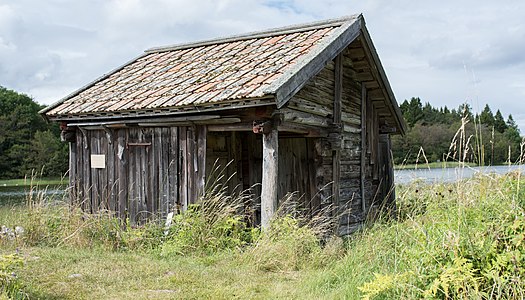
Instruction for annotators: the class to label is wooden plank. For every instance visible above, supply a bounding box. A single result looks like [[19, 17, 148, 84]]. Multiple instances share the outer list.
[[127, 142, 152, 146], [108, 129, 117, 212], [207, 122, 253, 132], [138, 117, 241, 127], [281, 108, 331, 128], [169, 127, 179, 213], [245, 133, 258, 220], [196, 126, 207, 198], [332, 54, 343, 208], [179, 128, 188, 211], [90, 131, 99, 212], [135, 129, 144, 222], [99, 132, 109, 211], [75, 133, 82, 206], [288, 97, 333, 118], [148, 129, 158, 217], [68, 115, 221, 127], [137, 129, 146, 222], [294, 86, 334, 106], [360, 84, 367, 213], [143, 129, 153, 220], [277, 138, 289, 201], [157, 129, 165, 217], [161, 128, 170, 213], [69, 138, 77, 205], [341, 111, 361, 126], [186, 127, 196, 204], [135, 128, 146, 224], [278, 122, 329, 137], [75, 132, 83, 206], [307, 138, 319, 214], [117, 129, 128, 220], [372, 110, 380, 180], [334, 54, 343, 125], [96, 131, 103, 210], [261, 124, 278, 229], [128, 128, 137, 224], [232, 131, 243, 193]]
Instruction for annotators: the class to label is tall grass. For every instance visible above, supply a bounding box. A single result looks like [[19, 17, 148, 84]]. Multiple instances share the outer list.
[[3, 124, 525, 299]]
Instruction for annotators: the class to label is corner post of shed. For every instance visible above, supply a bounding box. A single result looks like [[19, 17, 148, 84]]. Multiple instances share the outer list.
[[258, 117, 279, 229]]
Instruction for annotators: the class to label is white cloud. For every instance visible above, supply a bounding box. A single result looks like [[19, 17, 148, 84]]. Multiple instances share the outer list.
[[0, 0, 524, 133]]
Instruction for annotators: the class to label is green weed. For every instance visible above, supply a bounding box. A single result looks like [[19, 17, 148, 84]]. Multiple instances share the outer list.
[[0, 252, 26, 299]]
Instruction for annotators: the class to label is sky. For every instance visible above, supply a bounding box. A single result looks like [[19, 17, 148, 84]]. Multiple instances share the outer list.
[[1, 0, 524, 131]]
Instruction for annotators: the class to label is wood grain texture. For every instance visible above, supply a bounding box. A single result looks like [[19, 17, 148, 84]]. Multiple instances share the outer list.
[[360, 84, 367, 213], [261, 125, 278, 229]]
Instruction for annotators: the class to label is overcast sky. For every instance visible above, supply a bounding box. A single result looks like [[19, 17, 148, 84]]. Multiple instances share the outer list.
[[1, 0, 524, 131]]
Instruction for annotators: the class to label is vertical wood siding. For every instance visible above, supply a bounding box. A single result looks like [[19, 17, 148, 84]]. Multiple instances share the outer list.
[[71, 126, 205, 223]]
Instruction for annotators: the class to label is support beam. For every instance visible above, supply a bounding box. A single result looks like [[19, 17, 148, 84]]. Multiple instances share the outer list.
[[332, 54, 343, 206], [261, 124, 278, 229], [196, 126, 207, 198], [360, 84, 367, 212]]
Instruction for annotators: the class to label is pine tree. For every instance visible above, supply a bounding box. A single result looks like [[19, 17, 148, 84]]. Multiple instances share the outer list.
[[494, 110, 507, 133], [479, 104, 494, 127], [400, 97, 424, 127]]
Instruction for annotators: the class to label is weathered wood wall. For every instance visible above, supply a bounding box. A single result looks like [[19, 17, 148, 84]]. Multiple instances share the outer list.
[[70, 126, 206, 224], [205, 132, 319, 224], [284, 45, 395, 235]]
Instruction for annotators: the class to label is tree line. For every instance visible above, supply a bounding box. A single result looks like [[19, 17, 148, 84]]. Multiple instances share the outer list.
[[0, 86, 68, 179], [392, 97, 523, 166]]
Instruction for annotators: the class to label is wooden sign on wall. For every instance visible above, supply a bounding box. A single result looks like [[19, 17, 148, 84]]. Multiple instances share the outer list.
[[90, 154, 106, 169]]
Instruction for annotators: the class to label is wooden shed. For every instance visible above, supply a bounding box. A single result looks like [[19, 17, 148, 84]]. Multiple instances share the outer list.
[[41, 14, 406, 235]]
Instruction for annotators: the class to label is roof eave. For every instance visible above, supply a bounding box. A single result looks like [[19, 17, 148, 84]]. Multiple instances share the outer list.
[[266, 14, 363, 109], [45, 96, 277, 122], [359, 21, 407, 135]]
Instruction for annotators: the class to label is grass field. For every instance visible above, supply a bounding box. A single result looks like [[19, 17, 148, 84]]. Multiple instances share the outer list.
[[2, 171, 525, 299]]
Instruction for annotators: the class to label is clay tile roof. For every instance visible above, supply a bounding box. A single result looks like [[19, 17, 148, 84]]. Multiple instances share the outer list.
[[42, 15, 364, 119]]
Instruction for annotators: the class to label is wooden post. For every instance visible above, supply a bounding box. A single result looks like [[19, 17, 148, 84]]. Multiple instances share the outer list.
[[117, 129, 128, 221], [332, 54, 343, 206], [360, 84, 367, 213], [261, 124, 278, 229], [196, 125, 207, 198]]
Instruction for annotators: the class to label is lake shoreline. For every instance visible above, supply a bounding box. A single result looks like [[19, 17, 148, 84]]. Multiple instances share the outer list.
[[394, 161, 478, 170], [394, 164, 525, 184]]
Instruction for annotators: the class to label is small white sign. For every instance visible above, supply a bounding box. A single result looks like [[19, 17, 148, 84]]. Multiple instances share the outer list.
[[91, 154, 106, 169]]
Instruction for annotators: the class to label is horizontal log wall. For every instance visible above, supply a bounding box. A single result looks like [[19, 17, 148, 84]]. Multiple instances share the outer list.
[[286, 61, 334, 211], [339, 48, 364, 226], [283, 45, 394, 235]]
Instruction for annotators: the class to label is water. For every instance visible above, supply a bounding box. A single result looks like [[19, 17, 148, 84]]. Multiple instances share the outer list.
[[395, 164, 525, 184], [1, 165, 523, 204], [0, 184, 66, 206]]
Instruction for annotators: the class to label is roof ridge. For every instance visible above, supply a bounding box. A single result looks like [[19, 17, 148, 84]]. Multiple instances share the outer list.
[[145, 14, 361, 54]]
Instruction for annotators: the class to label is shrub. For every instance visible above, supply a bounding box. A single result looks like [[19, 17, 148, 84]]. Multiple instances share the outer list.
[[358, 174, 525, 299], [159, 188, 257, 257]]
